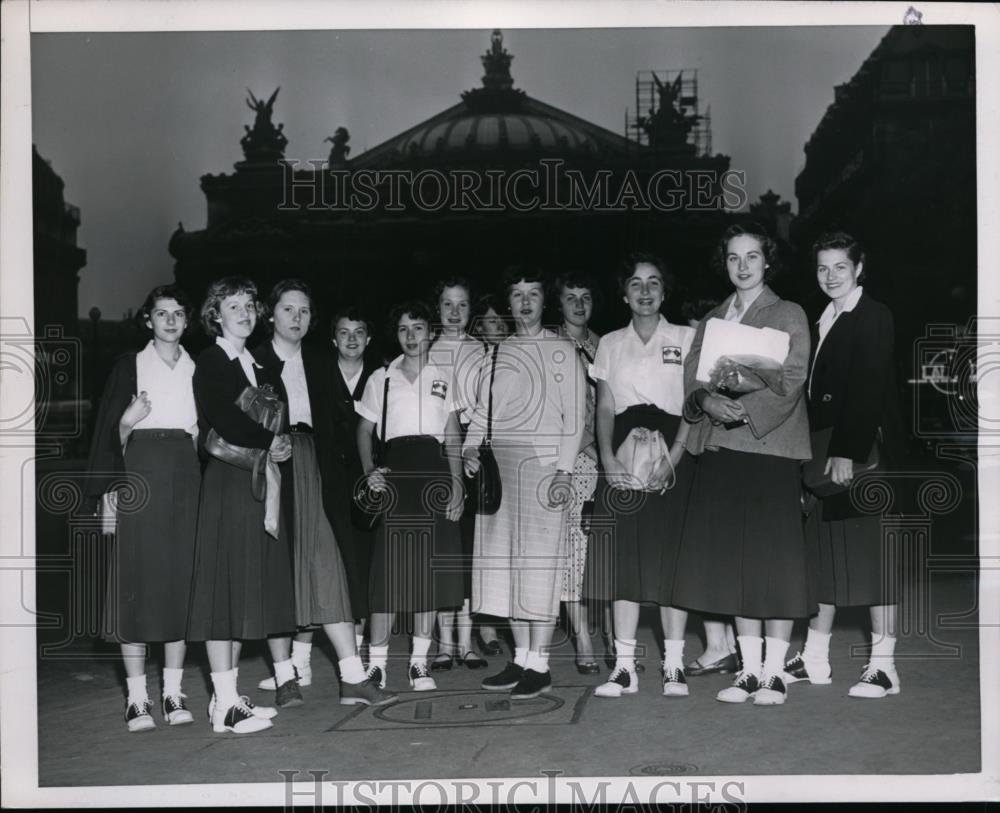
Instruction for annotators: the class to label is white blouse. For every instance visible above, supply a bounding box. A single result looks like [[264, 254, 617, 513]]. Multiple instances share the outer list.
[[273, 342, 312, 427], [357, 356, 456, 443], [133, 340, 198, 435]]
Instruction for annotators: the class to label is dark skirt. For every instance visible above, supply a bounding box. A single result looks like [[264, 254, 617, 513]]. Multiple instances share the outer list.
[[368, 436, 464, 613], [584, 406, 693, 605], [103, 431, 199, 643], [187, 454, 296, 641], [288, 433, 354, 626], [805, 508, 897, 607], [672, 447, 812, 619]]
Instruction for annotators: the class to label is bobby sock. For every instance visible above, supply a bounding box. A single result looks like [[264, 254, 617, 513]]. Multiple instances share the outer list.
[[291, 640, 312, 669], [273, 658, 295, 685], [410, 636, 432, 666], [126, 675, 149, 705], [368, 645, 389, 670], [803, 628, 832, 663], [338, 655, 366, 684], [355, 633, 364, 651], [210, 669, 239, 710], [737, 635, 763, 676], [871, 634, 896, 667], [763, 637, 790, 677], [663, 639, 685, 670], [615, 638, 637, 670], [525, 650, 550, 673], [162, 667, 183, 699], [513, 647, 529, 668]]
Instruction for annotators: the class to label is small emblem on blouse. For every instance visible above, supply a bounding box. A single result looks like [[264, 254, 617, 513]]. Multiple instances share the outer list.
[[431, 380, 448, 399], [662, 346, 682, 364], [822, 393, 833, 403]]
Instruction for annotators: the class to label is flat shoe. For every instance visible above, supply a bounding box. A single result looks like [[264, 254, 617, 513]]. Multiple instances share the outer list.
[[480, 640, 503, 657], [462, 651, 488, 669], [430, 653, 454, 672], [684, 652, 739, 677], [576, 661, 600, 675]]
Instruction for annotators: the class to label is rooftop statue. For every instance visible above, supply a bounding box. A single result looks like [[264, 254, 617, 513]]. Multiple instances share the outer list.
[[325, 127, 351, 166], [240, 87, 288, 164]]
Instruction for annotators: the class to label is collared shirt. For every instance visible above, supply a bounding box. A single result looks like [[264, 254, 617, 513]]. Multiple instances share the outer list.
[[591, 316, 694, 416], [428, 333, 487, 424], [215, 335, 260, 387], [341, 365, 363, 398], [357, 356, 455, 443], [273, 341, 312, 427], [723, 288, 765, 323], [134, 340, 198, 435], [809, 285, 864, 398]]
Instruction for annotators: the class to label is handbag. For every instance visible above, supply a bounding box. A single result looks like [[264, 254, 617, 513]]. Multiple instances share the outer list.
[[613, 426, 674, 493], [203, 383, 285, 502], [354, 372, 391, 530], [802, 426, 881, 498], [465, 343, 502, 515]]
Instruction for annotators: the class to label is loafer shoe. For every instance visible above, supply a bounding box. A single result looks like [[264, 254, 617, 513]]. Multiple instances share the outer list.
[[275, 679, 304, 708], [462, 651, 489, 669], [684, 652, 739, 677], [481, 662, 524, 691], [575, 661, 600, 675], [259, 663, 311, 690], [430, 653, 454, 672], [510, 668, 552, 700], [480, 640, 503, 657], [340, 678, 399, 707]]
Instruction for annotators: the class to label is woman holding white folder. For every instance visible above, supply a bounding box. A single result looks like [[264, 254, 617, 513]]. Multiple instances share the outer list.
[[672, 223, 813, 707]]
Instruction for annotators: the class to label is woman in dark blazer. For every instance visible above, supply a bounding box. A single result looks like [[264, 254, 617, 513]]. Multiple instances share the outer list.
[[252, 280, 396, 708], [186, 276, 295, 734], [784, 232, 906, 699]]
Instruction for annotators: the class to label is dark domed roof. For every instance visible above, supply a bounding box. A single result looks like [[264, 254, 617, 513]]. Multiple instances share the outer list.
[[397, 111, 601, 156]]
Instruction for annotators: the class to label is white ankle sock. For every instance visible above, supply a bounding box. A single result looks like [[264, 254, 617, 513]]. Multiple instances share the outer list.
[[737, 635, 763, 675], [525, 650, 550, 673], [368, 645, 389, 669], [162, 667, 183, 698], [291, 640, 312, 668], [513, 647, 529, 667], [663, 639, 685, 670], [410, 636, 432, 666], [763, 637, 790, 676], [615, 638, 637, 670], [803, 629, 832, 662], [126, 675, 149, 705], [210, 669, 239, 709], [274, 658, 295, 685], [338, 655, 366, 684], [871, 634, 896, 666], [355, 633, 364, 651]]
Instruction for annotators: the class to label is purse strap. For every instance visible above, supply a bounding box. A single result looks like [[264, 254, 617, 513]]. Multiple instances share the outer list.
[[485, 343, 499, 445], [374, 369, 390, 465]]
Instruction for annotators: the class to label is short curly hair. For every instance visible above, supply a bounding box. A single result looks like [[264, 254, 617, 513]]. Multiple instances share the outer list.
[[386, 299, 435, 347], [200, 276, 259, 337], [616, 252, 674, 302], [138, 284, 194, 334], [812, 231, 866, 283], [713, 222, 780, 284]]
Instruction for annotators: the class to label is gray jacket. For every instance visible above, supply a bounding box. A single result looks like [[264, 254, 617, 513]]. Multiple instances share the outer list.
[[683, 286, 811, 460]]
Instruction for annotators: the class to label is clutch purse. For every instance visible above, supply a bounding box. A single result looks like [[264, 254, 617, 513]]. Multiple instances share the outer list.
[[802, 426, 880, 498], [465, 343, 502, 515], [613, 427, 673, 493]]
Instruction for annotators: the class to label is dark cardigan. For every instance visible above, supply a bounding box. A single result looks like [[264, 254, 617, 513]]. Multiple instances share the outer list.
[[84, 352, 138, 510]]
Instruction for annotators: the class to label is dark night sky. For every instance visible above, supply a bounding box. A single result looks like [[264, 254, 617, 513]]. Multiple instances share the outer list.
[[29, 26, 889, 318]]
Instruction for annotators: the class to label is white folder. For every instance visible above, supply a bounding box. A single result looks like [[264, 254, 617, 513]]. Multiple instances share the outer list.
[[695, 317, 790, 384]]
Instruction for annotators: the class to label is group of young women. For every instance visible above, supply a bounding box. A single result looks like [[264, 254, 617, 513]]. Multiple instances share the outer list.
[[87, 221, 902, 736]]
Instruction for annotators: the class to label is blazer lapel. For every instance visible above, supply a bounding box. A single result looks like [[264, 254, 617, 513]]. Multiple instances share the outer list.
[[740, 286, 780, 328]]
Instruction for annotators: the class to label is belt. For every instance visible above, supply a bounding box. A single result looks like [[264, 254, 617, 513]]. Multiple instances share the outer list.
[[385, 435, 439, 447], [131, 428, 190, 440], [288, 423, 314, 434]]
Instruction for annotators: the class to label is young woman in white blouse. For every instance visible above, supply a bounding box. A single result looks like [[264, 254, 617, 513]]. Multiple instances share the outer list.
[[85, 285, 201, 733], [589, 255, 695, 700], [357, 301, 465, 691]]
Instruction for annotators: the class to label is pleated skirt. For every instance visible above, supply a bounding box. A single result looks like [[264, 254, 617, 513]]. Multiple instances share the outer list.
[[805, 507, 897, 607], [471, 441, 569, 622], [584, 407, 694, 605], [368, 436, 464, 613], [289, 433, 354, 626], [187, 454, 296, 641], [672, 447, 812, 619], [103, 432, 199, 643]]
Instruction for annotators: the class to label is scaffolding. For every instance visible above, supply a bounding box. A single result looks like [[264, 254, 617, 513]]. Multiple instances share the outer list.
[[626, 69, 712, 156]]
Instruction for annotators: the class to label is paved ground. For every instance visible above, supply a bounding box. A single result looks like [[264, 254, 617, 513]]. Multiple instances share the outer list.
[[37, 573, 980, 787]]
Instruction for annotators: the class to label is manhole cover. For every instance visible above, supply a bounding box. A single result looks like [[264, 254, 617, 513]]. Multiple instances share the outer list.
[[629, 763, 699, 776]]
